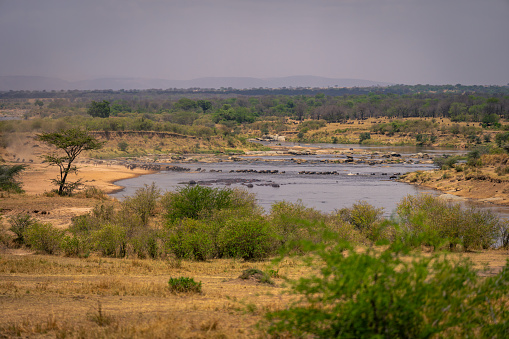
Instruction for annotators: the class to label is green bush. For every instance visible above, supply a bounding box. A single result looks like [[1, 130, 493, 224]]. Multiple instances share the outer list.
[[217, 217, 276, 261], [122, 182, 160, 226], [127, 228, 162, 259], [264, 243, 509, 338], [359, 132, 371, 143], [168, 277, 202, 294], [8, 213, 36, 245], [433, 155, 461, 169], [270, 201, 329, 249], [395, 195, 502, 251], [92, 223, 127, 258], [163, 185, 255, 222], [0, 164, 26, 193], [337, 201, 387, 242], [60, 234, 91, 257], [163, 185, 233, 222], [117, 141, 129, 152], [23, 222, 63, 254], [166, 219, 215, 260]]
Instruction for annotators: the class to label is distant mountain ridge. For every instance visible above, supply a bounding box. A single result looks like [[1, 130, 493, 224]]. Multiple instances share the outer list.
[[0, 75, 391, 91]]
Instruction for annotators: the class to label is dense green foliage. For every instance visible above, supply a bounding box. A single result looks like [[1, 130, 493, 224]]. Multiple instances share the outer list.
[[87, 100, 110, 118], [2, 86, 508, 129], [395, 194, 504, 251], [264, 242, 509, 338], [0, 164, 26, 193], [162, 185, 239, 222], [2, 186, 507, 258]]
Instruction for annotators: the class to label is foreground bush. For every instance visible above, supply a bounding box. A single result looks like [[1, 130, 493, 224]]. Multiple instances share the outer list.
[[217, 216, 276, 261], [265, 242, 509, 338], [8, 213, 36, 245], [168, 277, 202, 294], [23, 222, 63, 254], [337, 201, 387, 242], [166, 218, 216, 260], [396, 194, 503, 250]]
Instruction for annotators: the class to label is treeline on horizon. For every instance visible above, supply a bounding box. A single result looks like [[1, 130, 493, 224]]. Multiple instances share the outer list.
[[1, 84, 509, 128]]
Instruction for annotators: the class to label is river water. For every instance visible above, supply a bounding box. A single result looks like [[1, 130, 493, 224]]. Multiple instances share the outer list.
[[110, 143, 509, 218]]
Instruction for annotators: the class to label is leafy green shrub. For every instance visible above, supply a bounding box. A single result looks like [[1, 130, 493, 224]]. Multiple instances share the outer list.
[[168, 277, 202, 294], [298, 120, 326, 131], [264, 243, 509, 338], [239, 268, 274, 285], [122, 182, 160, 226], [396, 195, 502, 251], [270, 201, 328, 249], [0, 164, 26, 193], [8, 213, 36, 245], [117, 141, 129, 152], [359, 132, 371, 143], [166, 219, 215, 260], [23, 222, 63, 254], [60, 234, 91, 257], [163, 185, 233, 221], [461, 208, 503, 250], [92, 223, 127, 258], [75, 186, 107, 200], [433, 155, 461, 169], [217, 217, 276, 261], [337, 201, 386, 242], [163, 185, 255, 222]]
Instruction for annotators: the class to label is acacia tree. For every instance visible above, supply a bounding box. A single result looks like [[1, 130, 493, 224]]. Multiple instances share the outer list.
[[37, 129, 103, 195]]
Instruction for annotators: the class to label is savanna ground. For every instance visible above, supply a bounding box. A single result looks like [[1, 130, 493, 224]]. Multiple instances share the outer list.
[[1, 114, 509, 337]]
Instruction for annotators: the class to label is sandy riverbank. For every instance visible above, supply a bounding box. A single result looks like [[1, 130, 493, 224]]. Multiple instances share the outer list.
[[19, 162, 156, 195], [400, 169, 509, 207]]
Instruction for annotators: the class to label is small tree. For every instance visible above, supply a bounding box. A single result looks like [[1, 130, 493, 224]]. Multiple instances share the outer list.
[[87, 100, 110, 118], [37, 129, 103, 195]]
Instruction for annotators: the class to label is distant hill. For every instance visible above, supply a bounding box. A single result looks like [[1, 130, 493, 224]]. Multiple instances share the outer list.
[[0, 75, 391, 91]]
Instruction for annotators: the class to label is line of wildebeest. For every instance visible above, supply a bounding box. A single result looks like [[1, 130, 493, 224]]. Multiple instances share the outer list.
[[122, 163, 400, 180]]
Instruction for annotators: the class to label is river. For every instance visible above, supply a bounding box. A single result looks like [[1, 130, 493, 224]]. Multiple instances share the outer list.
[[110, 143, 508, 218]]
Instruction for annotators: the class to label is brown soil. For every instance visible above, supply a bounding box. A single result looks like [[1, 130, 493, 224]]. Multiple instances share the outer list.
[[401, 165, 509, 206]]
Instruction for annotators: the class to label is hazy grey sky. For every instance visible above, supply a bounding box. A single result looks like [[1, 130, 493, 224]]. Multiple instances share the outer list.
[[1, 0, 508, 85]]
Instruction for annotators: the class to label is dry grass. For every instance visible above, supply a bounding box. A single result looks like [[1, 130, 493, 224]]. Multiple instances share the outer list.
[[0, 253, 305, 338], [1, 249, 506, 338]]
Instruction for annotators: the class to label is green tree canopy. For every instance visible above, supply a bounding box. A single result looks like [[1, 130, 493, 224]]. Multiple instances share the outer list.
[[87, 100, 110, 118], [37, 129, 103, 195]]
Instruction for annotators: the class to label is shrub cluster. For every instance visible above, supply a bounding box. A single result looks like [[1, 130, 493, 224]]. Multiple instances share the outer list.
[[395, 194, 505, 251], [2, 187, 507, 259], [264, 242, 509, 338]]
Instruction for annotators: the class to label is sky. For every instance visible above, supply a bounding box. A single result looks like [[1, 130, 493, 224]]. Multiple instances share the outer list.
[[0, 0, 508, 85]]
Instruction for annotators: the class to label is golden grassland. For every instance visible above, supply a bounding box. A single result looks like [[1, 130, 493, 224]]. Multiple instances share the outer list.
[[0, 251, 311, 338], [1, 246, 508, 338]]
